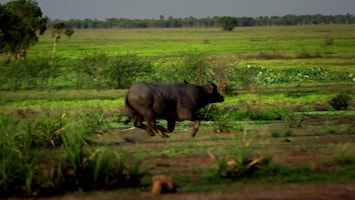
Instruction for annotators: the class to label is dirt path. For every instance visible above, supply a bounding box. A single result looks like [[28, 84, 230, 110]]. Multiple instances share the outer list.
[[35, 182, 355, 200]]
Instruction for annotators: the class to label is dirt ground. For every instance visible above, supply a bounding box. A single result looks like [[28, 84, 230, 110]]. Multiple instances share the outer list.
[[42, 182, 355, 200]]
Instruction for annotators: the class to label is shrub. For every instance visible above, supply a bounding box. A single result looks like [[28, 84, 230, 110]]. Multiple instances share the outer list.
[[214, 154, 271, 178], [253, 51, 289, 59], [234, 66, 259, 90], [329, 93, 352, 110], [277, 108, 304, 128], [201, 105, 234, 132], [333, 143, 355, 165], [0, 58, 57, 90], [72, 52, 109, 89], [270, 130, 280, 138], [230, 108, 281, 121], [178, 52, 212, 84], [324, 36, 334, 46], [105, 53, 153, 89]]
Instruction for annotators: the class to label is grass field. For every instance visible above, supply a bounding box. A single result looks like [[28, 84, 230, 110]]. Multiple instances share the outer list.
[[29, 25, 355, 72], [1, 25, 355, 199]]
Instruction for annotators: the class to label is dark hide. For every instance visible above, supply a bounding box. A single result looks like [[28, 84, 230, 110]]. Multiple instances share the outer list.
[[125, 82, 224, 137]]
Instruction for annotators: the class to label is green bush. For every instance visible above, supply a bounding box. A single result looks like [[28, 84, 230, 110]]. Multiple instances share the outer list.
[[200, 105, 234, 132], [71, 52, 109, 89], [177, 52, 212, 84], [105, 53, 153, 89], [0, 58, 58, 90], [230, 108, 281, 121], [329, 93, 352, 110]]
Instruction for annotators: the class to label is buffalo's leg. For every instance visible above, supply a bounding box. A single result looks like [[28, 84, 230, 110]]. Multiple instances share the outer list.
[[191, 120, 200, 137], [177, 109, 200, 137], [145, 110, 169, 138], [157, 125, 168, 133], [133, 115, 145, 129], [155, 120, 175, 137], [152, 123, 169, 138], [167, 120, 176, 133], [133, 115, 155, 136]]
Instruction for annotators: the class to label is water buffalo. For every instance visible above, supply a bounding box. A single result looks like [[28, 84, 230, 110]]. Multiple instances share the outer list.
[[124, 82, 224, 137]]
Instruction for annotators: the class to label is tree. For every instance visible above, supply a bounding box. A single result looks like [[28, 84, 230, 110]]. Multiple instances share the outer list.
[[51, 21, 74, 63], [216, 16, 237, 31], [2, 0, 47, 59], [0, 4, 22, 59]]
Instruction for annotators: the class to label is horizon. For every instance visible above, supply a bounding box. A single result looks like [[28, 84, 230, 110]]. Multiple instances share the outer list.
[[1, 0, 354, 20]]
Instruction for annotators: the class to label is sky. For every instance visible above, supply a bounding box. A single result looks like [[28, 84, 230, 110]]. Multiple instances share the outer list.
[[2, 0, 355, 20]]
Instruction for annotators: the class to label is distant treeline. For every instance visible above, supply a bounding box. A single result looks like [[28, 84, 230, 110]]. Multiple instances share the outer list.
[[50, 14, 355, 29]]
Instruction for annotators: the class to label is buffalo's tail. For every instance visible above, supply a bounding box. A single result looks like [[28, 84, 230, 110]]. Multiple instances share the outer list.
[[124, 93, 133, 124]]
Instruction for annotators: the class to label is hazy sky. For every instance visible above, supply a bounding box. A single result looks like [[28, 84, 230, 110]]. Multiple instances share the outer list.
[[2, 0, 355, 20]]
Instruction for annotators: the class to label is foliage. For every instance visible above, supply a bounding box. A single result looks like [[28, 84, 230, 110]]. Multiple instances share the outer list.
[[66, 52, 153, 89], [1, 0, 47, 59], [177, 52, 212, 84], [70, 52, 109, 89], [49, 14, 355, 29], [0, 109, 145, 197], [233, 66, 260, 90], [105, 53, 153, 89], [329, 93, 352, 110], [0, 57, 58, 90], [333, 143, 355, 165], [215, 16, 237, 31], [200, 105, 282, 132], [235, 65, 354, 85], [276, 108, 304, 127], [229, 108, 282, 121], [51, 21, 74, 63], [200, 105, 234, 132], [215, 155, 271, 178], [0, 4, 22, 59]]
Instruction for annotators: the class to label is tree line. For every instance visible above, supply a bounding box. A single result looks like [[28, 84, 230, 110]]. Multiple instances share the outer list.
[[52, 14, 355, 29]]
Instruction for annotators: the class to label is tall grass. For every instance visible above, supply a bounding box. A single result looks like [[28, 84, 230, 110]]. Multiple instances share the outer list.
[[0, 109, 145, 198]]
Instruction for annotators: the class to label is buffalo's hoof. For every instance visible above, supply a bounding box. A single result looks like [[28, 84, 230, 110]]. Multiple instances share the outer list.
[[191, 128, 198, 137], [147, 131, 155, 136], [157, 125, 168, 133], [162, 134, 169, 138]]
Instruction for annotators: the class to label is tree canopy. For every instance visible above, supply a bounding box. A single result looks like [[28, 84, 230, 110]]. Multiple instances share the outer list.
[[216, 16, 237, 31], [0, 0, 47, 59]]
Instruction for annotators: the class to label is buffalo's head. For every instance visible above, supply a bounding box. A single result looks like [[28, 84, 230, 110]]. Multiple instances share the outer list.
[[205, 82, 224, 103]]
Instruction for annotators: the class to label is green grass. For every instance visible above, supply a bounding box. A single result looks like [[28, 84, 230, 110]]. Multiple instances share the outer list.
[[28, 25, 355, 73], [0, 81, 353, 110]]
